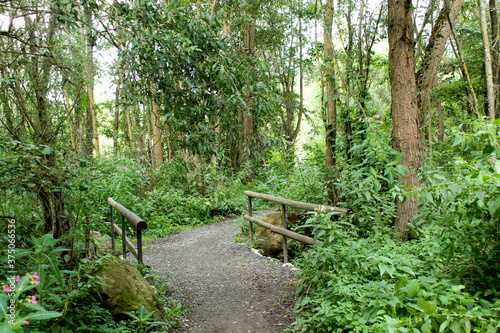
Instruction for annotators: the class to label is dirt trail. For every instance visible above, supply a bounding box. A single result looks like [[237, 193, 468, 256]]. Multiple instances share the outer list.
[[144, 211, 298, 333]]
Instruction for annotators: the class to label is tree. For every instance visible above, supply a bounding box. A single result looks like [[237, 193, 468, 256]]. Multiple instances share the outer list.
[[388, 0, 420, 235], [388, 0, 464, 235], [0, 0, 76, 238], [324, 0, 340, 204], [479, 0, 496, 120]]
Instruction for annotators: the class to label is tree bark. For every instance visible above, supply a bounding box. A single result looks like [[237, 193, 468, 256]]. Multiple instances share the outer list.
[[84, 3, 98, 156], [150, 83, 163, 169], [324, 0, 339, 204], [241, 21, 256, 178], [436, 98, 444, 144], [416, 0, 464, 153], [479, 0, 496, 121], [388, 0, 420, 236], [490, 0, 500, 118]]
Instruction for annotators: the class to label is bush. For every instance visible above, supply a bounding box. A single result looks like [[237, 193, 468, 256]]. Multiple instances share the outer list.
[[291, 212, 500, 333]]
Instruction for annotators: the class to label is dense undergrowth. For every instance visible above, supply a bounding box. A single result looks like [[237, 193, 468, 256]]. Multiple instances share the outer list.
[[1, 120, 500, 332]]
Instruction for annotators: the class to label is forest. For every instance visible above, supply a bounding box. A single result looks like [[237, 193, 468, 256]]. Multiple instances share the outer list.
[[1, 0, 500, 331]]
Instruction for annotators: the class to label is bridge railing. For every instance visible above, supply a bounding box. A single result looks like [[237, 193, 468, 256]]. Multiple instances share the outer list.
[[108, 197, 147, 265], [243, 191, 349, 263]]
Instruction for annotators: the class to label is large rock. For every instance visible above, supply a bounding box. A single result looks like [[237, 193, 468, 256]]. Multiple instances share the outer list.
[[95, 256, 163, 321], [255, 211, 302, 258]]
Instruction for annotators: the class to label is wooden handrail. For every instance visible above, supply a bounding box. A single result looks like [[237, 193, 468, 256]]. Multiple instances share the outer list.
[[244, 191, 350, 263], [244, 215, 321, 245], [244, 191, 349, 214], [108, 197, 147, 264]]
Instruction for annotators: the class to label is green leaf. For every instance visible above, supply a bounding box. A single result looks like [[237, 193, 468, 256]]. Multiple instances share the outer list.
[[0, 295, 8, 321], [408, 280, 420, 298], [0, 323, 13, 333], [487, 196, 500, 217], [378, 263, 395, 278], [452, 136, 463, 147], [417, 296, 437, 315], [21, 310, 62, 321], [450, 320, 460, 333], [448, 184, 462, 195], [439, 319, 450, 332], [495, 161, 500, 173], [41, 147, 54, 155], [397, 266, 415, 276], [43, 254, 63, 284], [395, 278, 405, 294]]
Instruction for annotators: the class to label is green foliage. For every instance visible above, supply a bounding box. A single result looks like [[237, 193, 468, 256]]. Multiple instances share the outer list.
[[338, 128, 403, 234], [291, 212, 500, 333]]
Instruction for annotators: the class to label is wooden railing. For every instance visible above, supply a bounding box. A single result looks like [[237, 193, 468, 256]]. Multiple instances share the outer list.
[[243, 191, 349, 263], [108, 198, 148, 265]]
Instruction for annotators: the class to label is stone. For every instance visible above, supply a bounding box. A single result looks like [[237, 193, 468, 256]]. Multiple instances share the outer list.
[[95, 255, 163, 321], [255, 211, 302, 258]]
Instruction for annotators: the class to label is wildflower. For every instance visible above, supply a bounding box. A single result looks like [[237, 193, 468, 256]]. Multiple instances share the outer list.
[[31, 296, 37, 304], [380, 121, 384, 124], [16, 275, 20, 283], [358, 118, 363, 122], [344, 275, 348, 279], [23, 319, 29, 325], [3, 285, 8, 293], [375, 114, 380, 119]]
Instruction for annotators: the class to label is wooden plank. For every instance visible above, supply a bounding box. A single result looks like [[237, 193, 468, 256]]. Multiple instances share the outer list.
[[112, 222, 139, 259], [243, 215, 322, 246], [244, 191, 349, 214], [107, 198, 147, 230]]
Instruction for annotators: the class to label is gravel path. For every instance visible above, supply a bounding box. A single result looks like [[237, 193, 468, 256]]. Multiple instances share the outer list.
[[144, 210, 298, 333]]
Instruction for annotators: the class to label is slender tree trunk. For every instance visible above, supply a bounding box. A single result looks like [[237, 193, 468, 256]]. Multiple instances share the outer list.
[[84, 3, 99, 156], [436, 98, 444, 144], [124, 105, 134, 147], [388, 0, 420, 236], [63, 87, 77, 154], [114, 59, 123, 150], [416, 0, 465, 153], [479, 0, 496, 121], [150, 83, 163, 169], [324, 0, 339, 204], [490, 0, 500, 118], [241, 21, 256, 178]]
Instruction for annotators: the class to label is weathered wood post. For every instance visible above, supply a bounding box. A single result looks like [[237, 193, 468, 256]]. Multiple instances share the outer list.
[[110, 205, 115, 251], [281, 204, 288, 263], [121, 214, 126, 260], [248, 196, 254, 243]]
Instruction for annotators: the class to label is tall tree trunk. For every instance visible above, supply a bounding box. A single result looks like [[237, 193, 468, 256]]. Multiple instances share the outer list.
[[324, 0, 339, 204], [114, 59, 123, 150], [490, 0, 500, 118], [150, 83, 163, 169], [388, 0, 420, 236], [479, 0, 496, 121], [63, 87, 77, 154], [241, 21, 256, 178], [84, 3, 99, 156], [416, 0, 465, 153]]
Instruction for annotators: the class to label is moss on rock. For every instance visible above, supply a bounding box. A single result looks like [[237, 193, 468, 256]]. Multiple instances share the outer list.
[[96, 256, 163, 321]]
